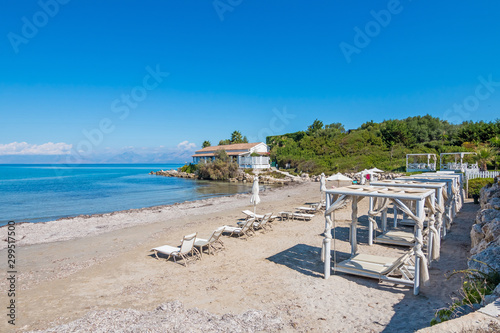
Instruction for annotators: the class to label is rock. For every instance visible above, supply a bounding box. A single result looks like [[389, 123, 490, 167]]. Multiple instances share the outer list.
[[468, 245, 500, 275], [470, 223, 485, 254], [484, 197, 500, 210], [482, 293, 498, 306]]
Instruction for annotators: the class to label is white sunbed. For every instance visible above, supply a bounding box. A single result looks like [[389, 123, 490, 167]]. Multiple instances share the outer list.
[[292, 212, 315, 221], [151, 233, 201, 266], [241, 210, 278, 221], [222, 218, 256, 239], [335, 251, 415, 287], [295, 202, 321, 214]]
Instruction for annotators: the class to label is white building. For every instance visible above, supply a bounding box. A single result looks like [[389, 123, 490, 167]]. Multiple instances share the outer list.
[[192, 142, 271, 169]]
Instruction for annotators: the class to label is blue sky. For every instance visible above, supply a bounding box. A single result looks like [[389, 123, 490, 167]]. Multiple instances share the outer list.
[[1, 0, 499, 162]]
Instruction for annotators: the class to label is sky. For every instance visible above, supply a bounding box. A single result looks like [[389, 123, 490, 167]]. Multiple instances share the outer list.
[[1, 0, 499, 163]]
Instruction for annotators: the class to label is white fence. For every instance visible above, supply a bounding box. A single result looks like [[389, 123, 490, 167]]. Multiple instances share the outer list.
[[238, 156, 270, 169], [466, 170, 500, 180]]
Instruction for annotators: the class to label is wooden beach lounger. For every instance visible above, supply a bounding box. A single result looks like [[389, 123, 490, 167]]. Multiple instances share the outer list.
[[295, 202, 321, 214], [194, 227, 225, 257], [374, 229, 415, 247], [238, 213, 273, 231], [241, 210, 278, 222], [292, 212, 315, 221], [335, 251, 415, 287], [222, 218, 256, 239], [151, 233, 201, 266]]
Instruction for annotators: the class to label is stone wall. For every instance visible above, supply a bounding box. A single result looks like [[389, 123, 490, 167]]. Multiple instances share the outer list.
[[469, 175, 500, 304]]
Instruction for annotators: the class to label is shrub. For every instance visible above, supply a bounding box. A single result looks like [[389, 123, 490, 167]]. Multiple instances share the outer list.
[[243, 168, 255, 175], [196, 160, 239, 181], [179, 163, 197, 174], [468, 178, 494, 197], [262, 171, 286, 179], [431, 262, 500, 326]]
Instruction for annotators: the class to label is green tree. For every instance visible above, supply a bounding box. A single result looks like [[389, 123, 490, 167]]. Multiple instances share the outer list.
[[218, 139, 231, 145], [242, 135, 249, 143], [214, 149, 229, 162], [307, 119, 324, 135], [474, 147, 494, 171], [202, 140, 211, 148], [230, 130, 244, 144]]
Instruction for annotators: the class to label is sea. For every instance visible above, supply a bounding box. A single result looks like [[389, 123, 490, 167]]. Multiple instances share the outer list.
[[0, 164, 257, 227]]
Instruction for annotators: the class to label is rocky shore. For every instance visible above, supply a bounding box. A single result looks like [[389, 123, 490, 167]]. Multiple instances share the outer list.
[[150, 168, 405, 186]]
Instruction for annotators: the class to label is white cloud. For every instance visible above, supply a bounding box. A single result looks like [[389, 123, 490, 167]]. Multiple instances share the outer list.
[[177, 140, 197, 151], [0, 142, 73, 155]]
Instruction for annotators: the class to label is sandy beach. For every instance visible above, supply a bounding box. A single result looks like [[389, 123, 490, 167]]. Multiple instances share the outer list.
[[0, 181, 478, 332]]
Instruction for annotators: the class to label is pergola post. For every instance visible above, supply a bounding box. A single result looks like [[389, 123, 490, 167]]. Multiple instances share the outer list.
[[413, 198, 425, 295], [382, 208, 388, 232], [351, 198, 358, 255], [323, 192, 331, 279], [393, 204, 398, 228], [368, 197, 374, 246]]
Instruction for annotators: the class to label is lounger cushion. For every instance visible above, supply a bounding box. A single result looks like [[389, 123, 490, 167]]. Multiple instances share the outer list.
[[375, 230, 415, 247], [337, 253, 400, 275], [222, 226, 242, 233], [151, 245, 180, 255]]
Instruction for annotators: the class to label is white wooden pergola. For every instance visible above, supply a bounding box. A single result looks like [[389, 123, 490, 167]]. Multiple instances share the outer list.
[[406, 154, 437, 172], [397, 175, 460, 221], [440, 152, 478, 173], [371, 180, 448, 249], [322, 185, 435, 295], [407, 173, 464, 212]]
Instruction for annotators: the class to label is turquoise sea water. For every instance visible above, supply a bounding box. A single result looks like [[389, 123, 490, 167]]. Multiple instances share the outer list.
[[0, 164, 255, 226]]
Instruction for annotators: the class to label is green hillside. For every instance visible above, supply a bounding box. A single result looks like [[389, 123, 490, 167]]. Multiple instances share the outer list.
[[267, 115, 500, 175]]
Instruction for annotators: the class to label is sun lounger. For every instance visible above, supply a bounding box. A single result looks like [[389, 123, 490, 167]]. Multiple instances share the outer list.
[[194, 227, 225, 257], [374, 229, 415, 247], [151, 233, 201, 266], [222, 218, 256, 239], [295, 202, 321, 214], [238, 212, 273, 230], [253, 213, 273, 232], [335, 251, 415, 288], [241, 210, 278, 222], [292, 212, 314, 221]]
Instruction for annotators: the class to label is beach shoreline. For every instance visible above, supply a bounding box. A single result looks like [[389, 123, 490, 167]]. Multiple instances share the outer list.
[[0, 181, 295, 251], [0, 182, 479, 332]]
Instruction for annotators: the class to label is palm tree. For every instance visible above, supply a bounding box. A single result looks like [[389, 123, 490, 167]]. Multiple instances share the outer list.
[[474, 147, 494, 171]]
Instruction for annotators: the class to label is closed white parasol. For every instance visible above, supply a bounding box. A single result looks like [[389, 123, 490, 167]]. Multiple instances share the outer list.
[[250, 177, 261, 214]]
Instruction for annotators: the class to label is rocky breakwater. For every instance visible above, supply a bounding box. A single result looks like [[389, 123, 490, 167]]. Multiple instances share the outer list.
[[149, 169, 197, 179], [469, 175, 500, 305], [344, 172, 404, 182]]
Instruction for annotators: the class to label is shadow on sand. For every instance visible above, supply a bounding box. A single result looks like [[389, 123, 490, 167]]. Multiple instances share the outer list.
[[266, 244, 326, 278]]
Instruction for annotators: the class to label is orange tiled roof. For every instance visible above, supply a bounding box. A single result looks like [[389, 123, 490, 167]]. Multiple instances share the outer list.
[[193, 142, 263, 153]]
